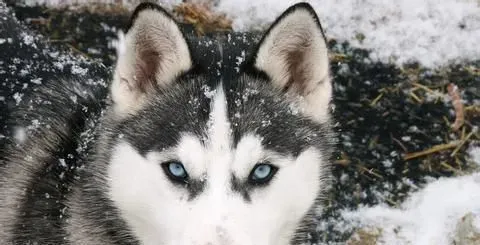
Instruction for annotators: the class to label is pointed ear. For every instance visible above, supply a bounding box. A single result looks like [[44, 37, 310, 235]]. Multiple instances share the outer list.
[[111, 3, 192, 115], [253, 3, 332, 123]]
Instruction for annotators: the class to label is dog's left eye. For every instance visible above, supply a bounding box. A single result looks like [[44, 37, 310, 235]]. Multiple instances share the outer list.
[[248, 163, 278, 185], [161, 161, 189, 184]]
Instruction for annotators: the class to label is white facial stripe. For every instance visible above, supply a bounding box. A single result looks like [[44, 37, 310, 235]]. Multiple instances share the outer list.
[[207, 85, 231, 153], [204, 85, 233, 202]]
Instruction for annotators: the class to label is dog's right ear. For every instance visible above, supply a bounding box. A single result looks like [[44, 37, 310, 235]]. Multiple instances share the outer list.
[[112, 3, 192, 115]]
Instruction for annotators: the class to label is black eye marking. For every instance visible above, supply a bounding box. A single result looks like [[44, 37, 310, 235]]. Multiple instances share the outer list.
[[248, 163, 278, 186], [231, 163, 279, 202]]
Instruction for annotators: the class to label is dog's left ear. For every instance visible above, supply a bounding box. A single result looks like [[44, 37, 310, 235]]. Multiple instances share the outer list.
[[253, 3, 331, 123]]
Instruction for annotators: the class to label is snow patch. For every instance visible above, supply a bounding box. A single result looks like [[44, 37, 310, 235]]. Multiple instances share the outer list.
[[342, 173, 480, 245], [14, 127, 27, 143], [217, 0, 480, 68], [469, 147, 480, 167], [71, 64, 88, 75], [17, 0, 480, 67], [21, 0, 181, 8], [13, 92, 23, 105], [30, 77, 42, 84]]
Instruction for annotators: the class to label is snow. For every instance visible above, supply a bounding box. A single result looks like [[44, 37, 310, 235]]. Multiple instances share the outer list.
[[13, 127, 27, 143], [342, 172, 480, 245], [221, 0, 480, 68], [30, 77, 42, 84], [12, 92, 23, 105], [71, 64, 88, 75], [17, 0, 480, 67], [21, 0, 181, 8], [469, 147, 480, 167], [336, 142, 480, 245], [474, 211, 480, 231]]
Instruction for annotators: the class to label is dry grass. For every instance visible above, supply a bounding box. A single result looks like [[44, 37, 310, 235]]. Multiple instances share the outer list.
[[173, 1, 233, 35]]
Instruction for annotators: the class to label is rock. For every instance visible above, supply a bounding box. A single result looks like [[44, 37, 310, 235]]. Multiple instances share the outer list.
[[453, 212, 480, 245], [346, 227, 381, 245]]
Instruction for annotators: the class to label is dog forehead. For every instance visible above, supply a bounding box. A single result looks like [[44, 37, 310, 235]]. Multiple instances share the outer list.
[[185, 32, 260, 78], [120, 77, 321, 158], [118, 30, 324, 156]]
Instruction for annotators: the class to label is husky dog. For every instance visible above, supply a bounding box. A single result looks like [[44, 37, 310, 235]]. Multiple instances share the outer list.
[[0, 2, 335, 245]]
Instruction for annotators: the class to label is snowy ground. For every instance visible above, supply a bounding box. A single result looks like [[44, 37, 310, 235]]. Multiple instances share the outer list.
[[17, 0, 480, 68], [342, 162, 480, 245], [3, 1, 480, 245]]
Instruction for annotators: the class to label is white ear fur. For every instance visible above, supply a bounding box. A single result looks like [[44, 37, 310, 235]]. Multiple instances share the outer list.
[[112, 4, 192, 116], [254, 4, 331, 123]]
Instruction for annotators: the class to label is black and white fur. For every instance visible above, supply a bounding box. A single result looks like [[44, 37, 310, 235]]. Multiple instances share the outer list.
[[0, 2, 335, 244]]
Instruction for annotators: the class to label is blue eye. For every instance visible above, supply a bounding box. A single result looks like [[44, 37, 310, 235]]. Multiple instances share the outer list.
[[249, 163, 278, 185], [162, 161, 188, 183], [168, 162, 186, 177], [253, 165, 271, 179]]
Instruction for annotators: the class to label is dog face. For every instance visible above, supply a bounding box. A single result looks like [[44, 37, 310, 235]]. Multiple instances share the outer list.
[[106, 3, 334, 245]]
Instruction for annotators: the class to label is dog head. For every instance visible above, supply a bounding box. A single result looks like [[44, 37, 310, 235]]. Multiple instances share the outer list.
[[106, 2, 334, 244]]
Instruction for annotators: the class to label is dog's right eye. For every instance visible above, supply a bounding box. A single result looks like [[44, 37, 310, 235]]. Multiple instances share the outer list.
[[161, 161, 189, 184]]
